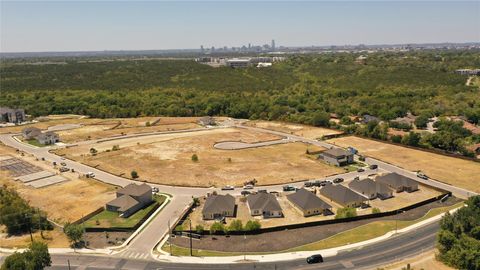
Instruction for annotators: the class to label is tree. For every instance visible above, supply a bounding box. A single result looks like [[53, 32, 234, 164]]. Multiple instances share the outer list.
[[1, 241, 51, 270], [372, 207, 381, 214], [414, 114, 430, 129], [195, 224, 204, 234], [89, 148, 97, 155], [209, 222, 225, 234], [437, 195, 480, 270], [311, 111, 330, 127], [131, 170, 139, 179], [112, 145, 120, 151], [192, 197, 200, 207], [191, 154, 199, 162], [63, 222, 84, 247], [401, 131, 421, 147], [228, 219, 243, 231], [335, 207, 357, 219], [244, 220, 261, 231]]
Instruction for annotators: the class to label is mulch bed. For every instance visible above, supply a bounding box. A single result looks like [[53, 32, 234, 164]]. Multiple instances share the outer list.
[[84, 231, 132, 248], [170, 196, 461, 252]]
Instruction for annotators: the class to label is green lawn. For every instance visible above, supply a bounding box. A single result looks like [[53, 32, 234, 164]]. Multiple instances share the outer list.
[[84, 194, 167, 228], [25, 139, 46, 147], [161, 201, 464, 256]]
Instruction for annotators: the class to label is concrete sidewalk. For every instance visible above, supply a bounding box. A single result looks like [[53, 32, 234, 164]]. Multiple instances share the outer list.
[[153, 206, 462, 264]]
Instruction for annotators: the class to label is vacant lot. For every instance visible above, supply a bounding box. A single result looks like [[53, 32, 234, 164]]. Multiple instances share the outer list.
[[57, 128, 341, 187], [0, 226, 69, 248], [246, 120, 343, 139], [328, 136, 480, 193]]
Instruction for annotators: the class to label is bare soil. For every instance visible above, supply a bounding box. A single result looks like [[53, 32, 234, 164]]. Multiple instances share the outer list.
[[245, 120, 343, 139]]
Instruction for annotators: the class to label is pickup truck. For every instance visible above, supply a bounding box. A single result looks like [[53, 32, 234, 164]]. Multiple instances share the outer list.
[[416, 172, 429, 180], [282, 185, 295, 191]]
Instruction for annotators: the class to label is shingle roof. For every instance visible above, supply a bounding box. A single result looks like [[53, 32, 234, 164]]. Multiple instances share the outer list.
[[322, 148, 351, 158], [376, 173, 418, 189], [247, 193, 282, 212], [319, 184, 367, 206], [118, 183, 151, 197], [202, 194, 235, 215], [348, 178, 392, 195], [287, 188, 331, 211], [107, 195, 139, 212]]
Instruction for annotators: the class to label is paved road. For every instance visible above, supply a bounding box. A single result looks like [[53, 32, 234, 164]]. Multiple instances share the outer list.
[[0, 219, 438, 270]]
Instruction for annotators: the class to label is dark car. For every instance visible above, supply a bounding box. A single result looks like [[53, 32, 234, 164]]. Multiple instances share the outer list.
[[369, 164, 378, 170], [283, 185, 295, 192], [306, 254, 324, 264], [358, 155, 366, 161], [304, 181, 313, 187], [357, 168, 365, 172], [333, 178, 344, 184], [241, 190, 251, 196]]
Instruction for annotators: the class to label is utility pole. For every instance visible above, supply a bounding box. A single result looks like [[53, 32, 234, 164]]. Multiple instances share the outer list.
[[67, 259, 71, 270], [25, 213, 33, 243], [189, 219, 193, 256], [244, 233, 246, 261]]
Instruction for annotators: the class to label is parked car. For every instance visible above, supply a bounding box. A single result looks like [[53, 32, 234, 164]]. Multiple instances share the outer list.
[[59, 167, 69, 172], [357, 168, 365, 172], [417, 171, 429, 180], [304, 181, 313, 187], [312, 180, 322, 187], [358, 155, 366, 161], [85, 172, 95, 178], [353, 176, 360, 181], [241, 190, 251, 196], [243, 184, 254, 189], [221, 185, 235, 190], [369, 164, 378, 170], [283, 185, 295, 192], [306, 254, 324, 264], [333, 178, 344, 184], [60, 162, 67, 166], [152, 187, 159, 193], [258, 189, 268, 193]]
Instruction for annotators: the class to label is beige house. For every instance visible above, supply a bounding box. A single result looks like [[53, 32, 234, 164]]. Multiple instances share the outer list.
[[202, 194, 235, 220], [287, 188, 332, 217]]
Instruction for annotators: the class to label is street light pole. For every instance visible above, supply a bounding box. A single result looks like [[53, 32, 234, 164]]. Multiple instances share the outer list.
[[244, 233, 246, 261]]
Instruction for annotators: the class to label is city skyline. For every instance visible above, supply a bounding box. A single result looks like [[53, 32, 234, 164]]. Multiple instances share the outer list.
[[1, 1, 479, 53]]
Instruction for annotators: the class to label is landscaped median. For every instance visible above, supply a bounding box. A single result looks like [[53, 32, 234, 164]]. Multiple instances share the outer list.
[[158, 201, 464, 257]]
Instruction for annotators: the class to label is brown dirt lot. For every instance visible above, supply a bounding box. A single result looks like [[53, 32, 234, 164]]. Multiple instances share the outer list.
[[381, 250, 454, 270], [57, 128, 341, 187], [0, 144, 117, 224], [245, 120, 343, 139], [328, 136, 480, 193]]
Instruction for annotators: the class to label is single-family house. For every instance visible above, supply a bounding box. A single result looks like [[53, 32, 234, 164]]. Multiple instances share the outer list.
[[287, 188, 332, 217], [319, 184, 368, 208], [0, 107, 25, 124], [376, 173, 419, 193], [198, 116, 216, 126], [22, 127, 42, 140], [362, 114, 380, 124], [247, 193, 283, 218], [202, 194, 236, 220], [319, 148, 354, 166], [348, 178, 393, 200], [106, 183, 153, 218], [36, 131, 60, 145]]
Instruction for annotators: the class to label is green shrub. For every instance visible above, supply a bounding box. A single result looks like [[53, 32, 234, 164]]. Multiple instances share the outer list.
[[335, 207, 357, 219], [191, 154, 199, 162], [244, 220, 261, 231]]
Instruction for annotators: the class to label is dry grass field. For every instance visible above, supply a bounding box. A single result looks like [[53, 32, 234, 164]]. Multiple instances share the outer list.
[[328, 136, 480, 193], [245, 120, 343, 139], [0, 226, 70, 248], [57, 128, 341, 187], [0, 115, 209, 143], [381, 250, 454, 270]]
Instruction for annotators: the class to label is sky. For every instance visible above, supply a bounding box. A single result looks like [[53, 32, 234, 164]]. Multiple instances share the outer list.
[[1, 1, 479, 53]]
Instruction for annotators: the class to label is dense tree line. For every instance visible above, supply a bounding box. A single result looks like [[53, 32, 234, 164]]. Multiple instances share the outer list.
[[437, 195, 480, 270], [0, 186, 52, 235], [1, 241, 51, 270]]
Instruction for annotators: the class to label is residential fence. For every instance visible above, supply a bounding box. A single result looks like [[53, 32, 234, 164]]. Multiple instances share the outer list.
[[175, 192, 451, 236], [71, 207, 104, 225]]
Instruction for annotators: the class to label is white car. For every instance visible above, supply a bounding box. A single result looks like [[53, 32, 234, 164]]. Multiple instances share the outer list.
[[243, 184, 254, 189], [86, 172, 95, 178], [221, 185, 235, 190]]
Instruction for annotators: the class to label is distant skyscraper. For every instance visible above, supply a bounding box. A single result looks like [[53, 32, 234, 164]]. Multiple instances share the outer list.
[[271, 39, 276, 51]]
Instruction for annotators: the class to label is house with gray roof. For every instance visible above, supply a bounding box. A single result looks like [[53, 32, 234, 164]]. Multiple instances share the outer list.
[[287, 188, 332, 217], [247, 193, 282, 218], [319, 184, 368, 208], [36, 131, 59, 145], [376, 173, 419, 193], [202, 194, 236, 220], [0, 107, 25, 124], [348, 178, 393, 200], [319, 148, 354, 166], [22, 127, 42, 140], [106, 183, 153, 218]]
